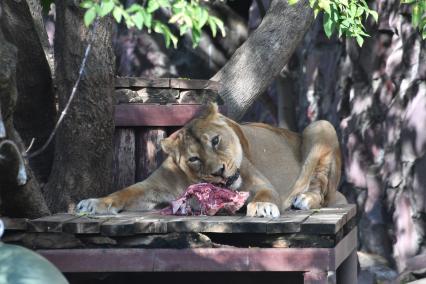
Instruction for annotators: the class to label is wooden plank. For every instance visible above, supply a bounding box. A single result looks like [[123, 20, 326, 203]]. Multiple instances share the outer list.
[[38, 247, 334, 272], [170, 78, 220, 91], [115, 104, 202, 127], [99, 213, 157, 236], [230, 216, 271, 233], [301, 212, 346, 234], [133, 215, 168, 234], [114, 104, 227, 127], [1, 217, 27, 231], [331, 227, 357, 269], [115, 77, 170, 88], [135, 127, 166, 181], [267, 211, 313, 234], [165, 215, 210, 232], [62, 216, 112, 234], [320, 204, 357, 221], [112, 128, 136, 191], [197, 215, 243, 233], [27, 214, 81, 232], [301, 205, 356, 234]]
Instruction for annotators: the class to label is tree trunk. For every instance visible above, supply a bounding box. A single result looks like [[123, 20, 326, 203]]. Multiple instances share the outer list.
[[43, 1, 115, 213], [212, 0, 313, 120], [0, 24, 50, 218], [1, 0, 56, 183]]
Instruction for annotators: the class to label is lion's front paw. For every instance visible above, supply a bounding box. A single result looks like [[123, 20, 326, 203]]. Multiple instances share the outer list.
[[75, 198, 121, 214], [246, 202, 280, 218], [292, 192, 322, 210]]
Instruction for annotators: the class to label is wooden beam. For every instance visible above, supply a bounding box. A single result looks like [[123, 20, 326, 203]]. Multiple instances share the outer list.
[[115, 77, 170, 88], [38, 247, 332, 272], [114, 104, 227, 127]]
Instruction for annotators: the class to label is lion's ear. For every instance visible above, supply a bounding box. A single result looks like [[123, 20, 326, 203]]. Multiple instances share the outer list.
[[200, 103, 219, 119], [161, 137, 176, 155], [161, 130, 180, 155]]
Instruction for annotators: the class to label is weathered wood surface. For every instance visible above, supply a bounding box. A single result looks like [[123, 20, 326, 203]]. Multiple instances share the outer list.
[[112, 128, 136, 191], [8, 204, 355, 236], [115, 77, 220, 91], [27, 214, 81, 233], [115, 77, 170, 88], [114, 104, 227, 127], [1, 217, 27, 230], [135, 127, 166, 181], [36, 228, 357, 273]]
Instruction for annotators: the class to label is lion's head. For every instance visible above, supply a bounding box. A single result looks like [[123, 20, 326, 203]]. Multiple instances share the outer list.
[[160, 104, 248, 190]]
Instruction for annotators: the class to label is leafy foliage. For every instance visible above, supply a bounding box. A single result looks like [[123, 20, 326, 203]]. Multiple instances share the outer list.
[[289, 0, 378, 46], [401, 0, 426, 39], [79, 0, 226, 48]]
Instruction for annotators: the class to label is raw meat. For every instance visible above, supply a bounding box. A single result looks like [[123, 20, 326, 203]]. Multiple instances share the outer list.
[[161, 183, 249, 216]]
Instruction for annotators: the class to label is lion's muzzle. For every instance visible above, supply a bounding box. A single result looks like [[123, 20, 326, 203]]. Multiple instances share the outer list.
[[225, 169, 240, 188]]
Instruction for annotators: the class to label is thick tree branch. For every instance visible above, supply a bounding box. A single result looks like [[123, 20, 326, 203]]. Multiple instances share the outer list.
[[212, 0, 313, 120], [0, 24, 50, 218]]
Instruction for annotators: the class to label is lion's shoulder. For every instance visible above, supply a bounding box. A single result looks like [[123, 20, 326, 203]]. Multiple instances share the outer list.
[[240, 122, 301, 154]]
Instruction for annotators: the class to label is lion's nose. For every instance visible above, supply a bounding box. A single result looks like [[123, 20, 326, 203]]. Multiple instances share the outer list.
[[212, 164, 225, 177]]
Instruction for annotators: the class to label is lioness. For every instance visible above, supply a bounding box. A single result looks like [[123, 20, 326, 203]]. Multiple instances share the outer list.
[[77, 103, 346, 218]]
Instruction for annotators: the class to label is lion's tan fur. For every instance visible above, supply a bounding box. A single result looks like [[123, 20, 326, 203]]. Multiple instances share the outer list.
[[78, 104, 346, 215]]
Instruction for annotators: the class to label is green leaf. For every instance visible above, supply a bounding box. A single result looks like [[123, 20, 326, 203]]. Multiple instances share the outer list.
[[147, 0, 160, 13], [113, 7, 122, 23], [323, 13, 334, 38], [132, 12, 144, 29], [198, 9, 209, 29], [314, 7, 321, 18], [127, 3, 142, 13], [179, 24, 189, 35], [208, 17, 217, 37], [288, 0, 300, 5], [80, 0, 93, 9], [309, 0, 317, 7], [173, 0, 187, 9], [369, 10, 378, 22], [209, 16, 225, 37], [340, 0, 348, 7], [157, 0, 171, 8], [84, 6, 97, 27], [349, 3, 356, 16], [356, 35, 364, 46], [99, 0, 115, 17], [191, 27, 201, 48], [400, 0, 416, 3], [318, 0, 330, 14], [142, 10, 152, 28], [169, 13, 182, 24], [412, 3, 421, 27], [356, 7, 364, 17]]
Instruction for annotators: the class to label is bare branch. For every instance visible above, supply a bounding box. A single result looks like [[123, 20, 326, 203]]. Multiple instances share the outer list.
[[25, 20, 99, 159]]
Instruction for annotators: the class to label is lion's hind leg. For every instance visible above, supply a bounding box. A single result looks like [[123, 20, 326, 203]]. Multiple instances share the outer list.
[[285, 120, 342, 210]]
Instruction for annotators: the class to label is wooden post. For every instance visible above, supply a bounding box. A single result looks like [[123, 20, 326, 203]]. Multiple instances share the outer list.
[[112, 128, 136, 191], [337, 249, 357, 284], [135, 127, 167, 181]]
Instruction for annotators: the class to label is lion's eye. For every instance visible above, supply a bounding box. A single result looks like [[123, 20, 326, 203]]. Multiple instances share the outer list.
[[188, 156, 200, 163], [212, 135, 220, 147]]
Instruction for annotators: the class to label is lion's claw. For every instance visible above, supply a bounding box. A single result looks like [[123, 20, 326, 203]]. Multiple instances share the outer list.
[[247, 202, 280, 218], [292, 192, 322, 210], [75, 198, 120, 214]]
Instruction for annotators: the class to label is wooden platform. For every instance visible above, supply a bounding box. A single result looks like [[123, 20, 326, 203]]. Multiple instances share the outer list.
[[2, 204, 358, 283]]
